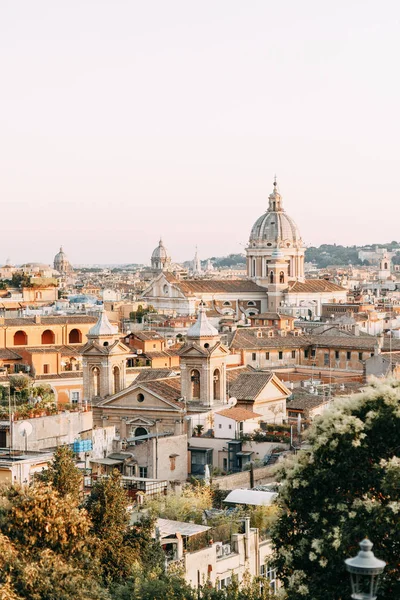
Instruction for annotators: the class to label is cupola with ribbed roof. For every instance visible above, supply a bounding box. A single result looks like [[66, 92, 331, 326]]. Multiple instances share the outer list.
[[187, 305, 219, 340], [88, 305, 118, 342]]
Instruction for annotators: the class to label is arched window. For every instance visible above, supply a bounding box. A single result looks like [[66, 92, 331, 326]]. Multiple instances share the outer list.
[[69, 329, 82, 343], [384, 262, 388, 270], [191, 369, 201, 400], [280, 271, 285, 284], [113, 366, 120, 394], [270, 271, 274, 284], [247, 301, 256, 307], [223, 301, 231, 306], [14, 330, 27, 346], [134, 427, 148, 443], [92, 367, 100, 398], [41, 330, 55, 344], [265, 261, 269, 276], [213, 369, 220, 401]]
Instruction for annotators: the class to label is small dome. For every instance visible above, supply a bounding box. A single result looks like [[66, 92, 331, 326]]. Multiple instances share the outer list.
[[249, 182, 302, 248], [151, 239, 169, 261], [88, 306, 118, 336], [187, 306, 219, 339]]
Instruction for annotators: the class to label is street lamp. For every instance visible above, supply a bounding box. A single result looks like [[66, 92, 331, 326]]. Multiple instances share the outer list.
[[345, 539, 386, 600]]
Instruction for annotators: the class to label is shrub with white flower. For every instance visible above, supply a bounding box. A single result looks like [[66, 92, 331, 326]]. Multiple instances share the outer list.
[[271, 379, 400, 600]]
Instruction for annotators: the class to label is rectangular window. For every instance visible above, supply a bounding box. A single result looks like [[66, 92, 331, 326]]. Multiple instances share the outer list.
[[228, 424, 232, 429], [324, 353, 329, 366], [139, 466, 148, 478], [278, 351, 283, 360], [252, 353, 256, 361], [223, 458, 228, 471], [43, 364, 49, 374], [265, 352, 270, 360], [335, 350, 339, 360], [71, 391, 80, 404], [311, 349, 316, 358], [218, 424, 222, 429], [304, 349, 309, 359], [358, 352, 363, 361], [291, 350, 296, 359], [347, 351, 351, 360]]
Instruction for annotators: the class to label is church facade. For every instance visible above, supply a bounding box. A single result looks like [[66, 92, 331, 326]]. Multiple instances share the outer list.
[[142, 179, 347, 318]]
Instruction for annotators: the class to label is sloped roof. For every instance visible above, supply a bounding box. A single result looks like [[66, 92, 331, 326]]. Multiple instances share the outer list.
[[164, 274, 266, 294], [142, 378, 183, 403], [288, 280, 346, 293], [228, 372, 274, 400], [0, 349, 22, 360], [134, 369, 178, 382], [216, 406, 262, 421], [0, 316, 98, 327], [132, 330, 165, 341], [229, 328, 400, 352], [230, 328, 308, 349]]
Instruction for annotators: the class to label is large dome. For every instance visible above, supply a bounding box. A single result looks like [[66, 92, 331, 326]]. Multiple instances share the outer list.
[[249, 182, 302, 248], [151, 238, 169, 260], [54, 246, 72, 274]]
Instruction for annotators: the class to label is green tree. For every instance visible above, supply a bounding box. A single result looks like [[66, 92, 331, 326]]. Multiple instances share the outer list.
[[37, 445, 83, 503], [271, 380, 400, 600], [86, 470, 137, 583], [0, 483, 107, 600], [8, 375, 31, 393]]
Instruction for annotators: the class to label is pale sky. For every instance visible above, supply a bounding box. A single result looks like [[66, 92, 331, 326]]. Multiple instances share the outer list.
[[1, 1, 399, 266]]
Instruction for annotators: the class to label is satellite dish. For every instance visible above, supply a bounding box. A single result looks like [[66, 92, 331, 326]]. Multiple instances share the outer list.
[[17, 421, 33, 438], [228, 397, 237, 407]]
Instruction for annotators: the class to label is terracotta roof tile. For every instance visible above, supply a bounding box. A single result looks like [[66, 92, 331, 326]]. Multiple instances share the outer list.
[[288, 280, 346, 293], [228, 371, 273, 400], [163, 275, 266, 295], [216, 406, 262, 421]]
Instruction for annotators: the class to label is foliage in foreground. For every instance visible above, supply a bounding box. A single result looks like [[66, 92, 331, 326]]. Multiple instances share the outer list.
[[0, 451, 274, 599], [271, 379, 400, 600]]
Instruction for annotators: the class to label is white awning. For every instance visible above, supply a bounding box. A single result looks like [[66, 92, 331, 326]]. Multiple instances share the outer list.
[[224, 489, 277, 506], [157, 518, 210, 538]]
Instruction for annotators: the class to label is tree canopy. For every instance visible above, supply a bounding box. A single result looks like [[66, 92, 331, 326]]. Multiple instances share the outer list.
[[271, 380, 400, 600]]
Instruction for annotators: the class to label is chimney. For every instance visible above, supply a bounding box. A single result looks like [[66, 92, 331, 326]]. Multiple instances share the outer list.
[[35, 315, 41, 324]]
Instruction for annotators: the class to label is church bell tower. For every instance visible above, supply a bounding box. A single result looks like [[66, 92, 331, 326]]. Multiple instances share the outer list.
[[179, 306, 229, 407], [82, 307, 130, 403]]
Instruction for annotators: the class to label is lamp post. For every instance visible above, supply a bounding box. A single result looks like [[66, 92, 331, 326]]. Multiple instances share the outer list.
[[345, 539, 386, 600]]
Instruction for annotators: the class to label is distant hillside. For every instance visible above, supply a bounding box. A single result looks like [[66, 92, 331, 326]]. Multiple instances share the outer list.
[[208, 253, 246, 268], [306, 242, 400, 268]]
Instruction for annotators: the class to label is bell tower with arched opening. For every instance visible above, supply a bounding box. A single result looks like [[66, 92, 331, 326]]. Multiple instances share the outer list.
[[179, 306, 229, 407], [81, 307, 130, 403]]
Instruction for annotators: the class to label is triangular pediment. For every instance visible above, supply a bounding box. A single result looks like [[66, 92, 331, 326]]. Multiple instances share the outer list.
[[126, 416, 155, 426], [179, 343, 209, 357], [98, 382, 183, 412], [80, 341, 109, 356]]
